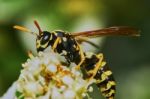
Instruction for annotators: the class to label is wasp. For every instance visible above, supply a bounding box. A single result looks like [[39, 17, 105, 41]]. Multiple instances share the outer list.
[[14, 20, 140, 99]]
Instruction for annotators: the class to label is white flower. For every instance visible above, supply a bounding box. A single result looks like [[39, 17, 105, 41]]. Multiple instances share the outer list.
[[47, 64, 57, 73], [61, 75, 74, 85], [8, 51, 94, 99], [63, 90, 76, 99]]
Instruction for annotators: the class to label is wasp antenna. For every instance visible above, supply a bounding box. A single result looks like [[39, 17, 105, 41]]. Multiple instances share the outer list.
[[34, 20, 42, 36], [13, 25, 31, 32], [13, 25, 38, 36]]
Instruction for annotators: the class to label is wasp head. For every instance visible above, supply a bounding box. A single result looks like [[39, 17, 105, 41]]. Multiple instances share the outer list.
[[13, 20, 52, 52], [36, 31, 52, 52]]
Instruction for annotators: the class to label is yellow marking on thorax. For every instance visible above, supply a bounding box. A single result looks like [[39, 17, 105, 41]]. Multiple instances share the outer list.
[[50, 33, 53, 40], [52, 37, 61, 50], [62, 37, 67, 41]]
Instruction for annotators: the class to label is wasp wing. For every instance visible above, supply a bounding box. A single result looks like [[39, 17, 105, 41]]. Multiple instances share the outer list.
[[72, 26, 140, 37]]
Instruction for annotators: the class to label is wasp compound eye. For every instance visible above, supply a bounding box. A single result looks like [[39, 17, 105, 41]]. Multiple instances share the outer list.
[[40, 31, 51, 45]]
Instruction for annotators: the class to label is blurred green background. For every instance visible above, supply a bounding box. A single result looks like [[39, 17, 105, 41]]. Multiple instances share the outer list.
[[0, 0, 150, 99]]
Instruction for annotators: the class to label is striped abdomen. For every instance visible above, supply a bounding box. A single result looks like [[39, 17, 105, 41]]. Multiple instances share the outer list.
[[81, 53, 116, 99], [94, 64, 116, 99]]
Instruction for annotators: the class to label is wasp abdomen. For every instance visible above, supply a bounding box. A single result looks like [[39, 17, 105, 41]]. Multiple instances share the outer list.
[[95, 65, 116, 99], [81, 53, 116, 99]]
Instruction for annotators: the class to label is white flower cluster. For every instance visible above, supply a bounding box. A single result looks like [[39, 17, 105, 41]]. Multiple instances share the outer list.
[[15, 51, 95, 99]]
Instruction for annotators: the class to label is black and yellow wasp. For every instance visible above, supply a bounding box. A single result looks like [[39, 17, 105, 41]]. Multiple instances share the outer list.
[[14, 21, 139, 99]]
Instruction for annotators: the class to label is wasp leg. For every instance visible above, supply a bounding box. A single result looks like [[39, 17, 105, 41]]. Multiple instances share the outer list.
[[27, 50, 34, 59], [88, 53, 104, 80], [52, 37, 61, 51], [76, 37, 99, 48], [60, 61, 70, 67], [75, 43, 85, 70]]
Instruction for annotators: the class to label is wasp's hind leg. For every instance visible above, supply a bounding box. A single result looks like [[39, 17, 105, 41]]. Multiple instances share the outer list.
[[88, 53, 105, 81]]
